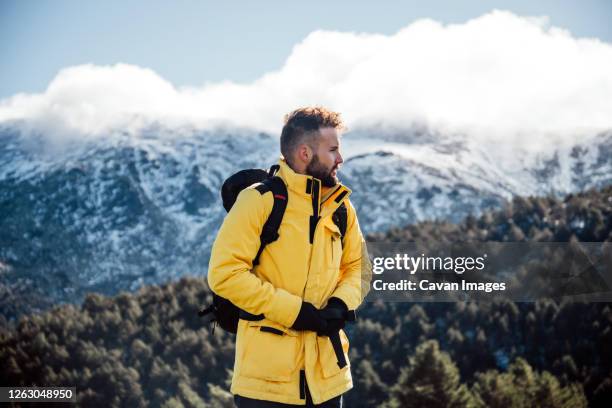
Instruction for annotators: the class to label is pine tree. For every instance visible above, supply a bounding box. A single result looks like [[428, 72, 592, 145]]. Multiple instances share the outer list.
[[384, 340, 476, 408], [471, 357, 587, 408]]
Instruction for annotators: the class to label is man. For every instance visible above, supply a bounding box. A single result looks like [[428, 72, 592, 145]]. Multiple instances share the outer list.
[[208, 106, 372, 407]]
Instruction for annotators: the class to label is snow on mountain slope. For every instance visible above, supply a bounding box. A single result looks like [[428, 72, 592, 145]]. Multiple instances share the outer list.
[[342, 131, 612, 232], [0, 125, 610, 314]]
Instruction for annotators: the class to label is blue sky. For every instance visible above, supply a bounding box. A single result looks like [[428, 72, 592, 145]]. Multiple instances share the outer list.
[[1, 0, 611, 99]]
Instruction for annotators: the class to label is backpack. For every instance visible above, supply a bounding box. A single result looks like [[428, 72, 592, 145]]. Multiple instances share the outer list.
[[199, 164, 348, 334]]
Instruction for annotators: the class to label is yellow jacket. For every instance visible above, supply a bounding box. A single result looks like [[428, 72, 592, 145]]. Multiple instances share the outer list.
[[208, 158, 372, 404]]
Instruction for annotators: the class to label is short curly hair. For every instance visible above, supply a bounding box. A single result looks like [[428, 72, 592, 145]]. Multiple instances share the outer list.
[[280, 106, 345, 165]]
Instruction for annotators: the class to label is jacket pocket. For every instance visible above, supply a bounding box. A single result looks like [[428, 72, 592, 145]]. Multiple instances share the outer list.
[[324, 223, 343, 269], [316, 329, 350, 378], [239, 320, 301, 382]]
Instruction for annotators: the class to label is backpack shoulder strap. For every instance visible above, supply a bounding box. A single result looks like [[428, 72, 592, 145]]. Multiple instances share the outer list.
[[253, 170, 287, 266], [332, 201, 348, 246]]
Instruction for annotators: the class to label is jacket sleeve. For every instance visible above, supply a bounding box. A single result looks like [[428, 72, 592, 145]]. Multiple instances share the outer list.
[[330, 199, 372, 311], [207, 187, 302, 328]]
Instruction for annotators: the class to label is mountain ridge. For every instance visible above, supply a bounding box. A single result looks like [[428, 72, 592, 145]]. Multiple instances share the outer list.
[[1, 125, 610, 314]]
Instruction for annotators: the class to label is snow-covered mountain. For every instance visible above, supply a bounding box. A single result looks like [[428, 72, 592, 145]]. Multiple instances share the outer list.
[[0, 125, 610, 314], [341, 130, 612, 231]]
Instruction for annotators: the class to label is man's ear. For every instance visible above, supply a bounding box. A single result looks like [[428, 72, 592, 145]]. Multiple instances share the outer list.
[[297, 143, 312, 164]]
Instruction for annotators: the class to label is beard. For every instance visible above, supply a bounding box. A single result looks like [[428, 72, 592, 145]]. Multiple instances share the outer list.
[[306, 154, 339, 187]]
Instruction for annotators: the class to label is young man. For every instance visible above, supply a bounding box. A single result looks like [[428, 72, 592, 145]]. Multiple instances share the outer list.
[[208, 106, 372, 407]]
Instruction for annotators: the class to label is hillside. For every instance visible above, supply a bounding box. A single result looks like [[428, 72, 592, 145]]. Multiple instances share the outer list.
[[1, 126, 610, 315], [1, 186, 610, 407]]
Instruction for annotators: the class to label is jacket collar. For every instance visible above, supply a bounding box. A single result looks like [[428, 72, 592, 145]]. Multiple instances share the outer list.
[[277, 158, 312, 198], [276, 158, 351, 216]]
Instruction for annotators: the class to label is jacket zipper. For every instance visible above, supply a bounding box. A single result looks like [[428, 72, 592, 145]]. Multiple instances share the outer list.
[[303, 178, 320, 298]]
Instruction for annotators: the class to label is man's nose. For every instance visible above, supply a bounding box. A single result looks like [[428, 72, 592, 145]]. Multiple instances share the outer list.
[[337, 153, 344, 165]]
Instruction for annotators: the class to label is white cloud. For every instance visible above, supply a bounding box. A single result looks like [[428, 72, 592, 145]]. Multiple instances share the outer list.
[[1, 10, 611, 146]]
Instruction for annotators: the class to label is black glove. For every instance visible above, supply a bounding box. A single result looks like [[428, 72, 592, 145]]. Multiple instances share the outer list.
[[317, 297, 348, 337], [291, 302, 328, 333]]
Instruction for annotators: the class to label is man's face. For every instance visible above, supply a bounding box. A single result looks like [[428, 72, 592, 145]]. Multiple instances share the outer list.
[[305, 127, 344, 187]]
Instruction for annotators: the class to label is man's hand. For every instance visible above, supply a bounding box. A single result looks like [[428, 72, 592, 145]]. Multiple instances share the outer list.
[[316, 297, 348, 337], [291, 302, 328, 332]]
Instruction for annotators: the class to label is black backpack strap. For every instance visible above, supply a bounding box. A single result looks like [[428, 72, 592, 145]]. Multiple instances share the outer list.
[[268, 164, 280, 176], [332, 202, 348, 246], [253, 174, 288, 266], [200, 165, 287, 333]]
